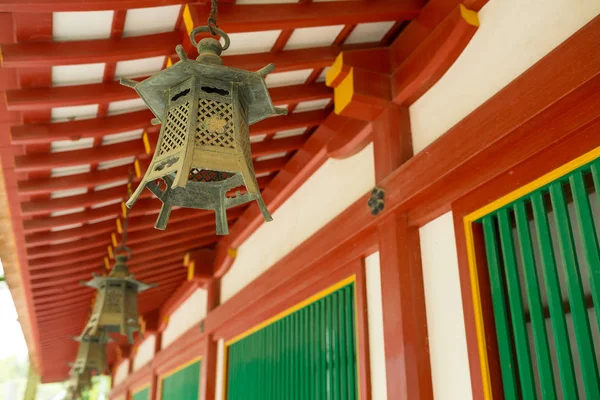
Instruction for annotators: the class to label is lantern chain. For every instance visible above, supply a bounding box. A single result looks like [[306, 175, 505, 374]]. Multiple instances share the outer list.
[[208, 0, 219, 35]]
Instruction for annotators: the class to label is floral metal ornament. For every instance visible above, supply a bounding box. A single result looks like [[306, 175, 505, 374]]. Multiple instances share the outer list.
[[120, 0, 286, 235]]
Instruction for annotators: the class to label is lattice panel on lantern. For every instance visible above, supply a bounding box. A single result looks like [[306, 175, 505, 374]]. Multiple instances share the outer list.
[[159, 102, 190, 156], [105, 285, 124, 313], [195, 99, 235, 149], [188, 168, 234, 182]]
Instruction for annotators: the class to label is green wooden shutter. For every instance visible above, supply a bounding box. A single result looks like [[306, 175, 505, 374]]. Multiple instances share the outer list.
[[477, 159, 600, 399], [160, 359, 201, 400], [226, 282, 358, 400], [132, 386, 149, 400]]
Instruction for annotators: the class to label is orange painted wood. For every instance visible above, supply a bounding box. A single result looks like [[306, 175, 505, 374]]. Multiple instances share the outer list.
[[392, 4, 479, 105], [325, 116, 371, 160], [377, 213, 432, 399], [0, 32, 179, 67], [372, 105, 412, 182], [200, 278, 220, 400], [354, 258, 372, 400], [187, 0, 424, 33], [0, 0, 186, 12]]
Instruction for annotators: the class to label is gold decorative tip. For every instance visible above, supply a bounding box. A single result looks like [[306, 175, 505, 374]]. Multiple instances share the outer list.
[[227, 247, 238, 258], [460, 4, 480, 27], [134, 159, 141, 178], [121, 202, 127, 218], [107, 246, 114, 260], [183, 252, 190, 266], [187, 262, 195, 281], [111, 233, 118, 247], [116, 218, 123, 234], [142, 132, 151, 155]]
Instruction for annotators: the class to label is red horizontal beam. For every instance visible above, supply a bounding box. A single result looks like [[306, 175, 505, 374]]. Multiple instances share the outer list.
[[29, 246, 107, 270], [252, 135, 306, 158], [14, 140, 147, 173], [0, 32, 179, 68], [18, 163, 137, 196], [25, 219, 114, 247], [0, 0, 187, 12], [34, 288, 92, 305], [27, 234, 111, 259], [12, 108, 324, 146], [188, 0, 423, 33], [7, 81, 330, 112], [12, 110, 154, 146]]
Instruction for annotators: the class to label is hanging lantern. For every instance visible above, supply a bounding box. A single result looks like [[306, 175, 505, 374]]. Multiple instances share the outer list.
[[66, 368, 91, 400], [121, 3, 286, 235], [69, 329, 110, 375], [81, 250, 155, 343]]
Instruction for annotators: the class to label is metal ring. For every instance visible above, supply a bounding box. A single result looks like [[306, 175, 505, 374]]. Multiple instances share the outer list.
[[189, 25, 230, 51], [114, 245, 132, 260]]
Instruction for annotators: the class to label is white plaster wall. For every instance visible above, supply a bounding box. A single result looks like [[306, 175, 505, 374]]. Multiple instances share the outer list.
[[113, 359, 130, 386], [132, 334, 156, 372], [410, 0, 600, 154], [161, 288, 207, 349], [419, 212, 472, 400], [364, 252, 388, 400], [221, 143, 375, 303], [214, 338, 226, 400]]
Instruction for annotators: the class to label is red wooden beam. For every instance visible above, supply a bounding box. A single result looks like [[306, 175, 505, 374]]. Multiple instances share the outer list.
[[186, 0, 423, 33], [18, 163, 137, 196], [11, 108, 322, 145], [392, 4, 479, 105], [0, 32, 179, 68], [11, 110, 154, 146], [0, 0, 187, 12], [29, 247, 107, 270], [25, 220, 115, 247], [14, 140, 148, 172], [6, 81, 331, 112]]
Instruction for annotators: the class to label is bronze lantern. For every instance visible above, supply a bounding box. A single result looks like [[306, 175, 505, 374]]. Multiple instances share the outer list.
[[121, 24, 286, 235], [81, 251, 155, 343], [70, 329, 110, 375]]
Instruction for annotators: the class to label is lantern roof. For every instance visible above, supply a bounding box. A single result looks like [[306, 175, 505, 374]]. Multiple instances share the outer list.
[[82, 255, 155, 293], [130, 57, 281, 125]]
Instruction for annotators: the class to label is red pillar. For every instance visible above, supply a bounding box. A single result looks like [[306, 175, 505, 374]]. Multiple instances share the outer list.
[[200, 278, 221, 400], [373, 105, 433, 399], [149, 332, 161, 400]]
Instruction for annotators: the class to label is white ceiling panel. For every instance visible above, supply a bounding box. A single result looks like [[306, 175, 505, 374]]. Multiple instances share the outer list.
[[273, 127, 306, 139], [51, 104, 99, 122], [123, 5, 182, 37], [50, 223, 84, 232], [284, 25, 345, 50], [50, 207, 85, 217], [52, 63, 105, 87], [50, 138, 94, 153], [114, 56, 166, 79], [265, 69, 313, 88], [102, 129, 144, 145], [50, 188, 88, 199], [255, 151, 287, 162], [316, 67, 329, 82], [50, 165, 91, 178], [293, 98, 331, 113], [98, 156, 136, 170], [53, 11, 114, 41], [94, 179, 128, 191], [225, 30, 282, 55], [107, 99, 147, 116], [91, 198, 123, 209], [250, 134, 267, 143], [344, 21, 396, 45]]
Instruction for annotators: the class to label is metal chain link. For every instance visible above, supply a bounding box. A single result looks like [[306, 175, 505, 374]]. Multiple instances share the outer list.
[[208, 0, 219, 35]]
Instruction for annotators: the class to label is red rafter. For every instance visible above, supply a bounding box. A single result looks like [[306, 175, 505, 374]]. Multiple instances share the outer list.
[[0, 32, 179, 67]]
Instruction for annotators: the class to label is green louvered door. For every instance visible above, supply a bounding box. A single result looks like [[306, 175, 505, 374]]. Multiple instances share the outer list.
[[226, 282, 358, 400], [160, 359, 201, 400], [132, 386, 149, 400], [478, 159, 600, 399]]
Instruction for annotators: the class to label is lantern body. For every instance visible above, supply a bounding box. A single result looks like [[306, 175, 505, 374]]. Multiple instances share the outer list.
[[71, 331, 109, 375], [82, 258, 154, 343], [124, 43, 285, 234]]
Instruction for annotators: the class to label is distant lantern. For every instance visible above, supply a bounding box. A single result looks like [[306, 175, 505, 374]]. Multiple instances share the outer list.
[[121, 22, 286, 235], [66, 368, 91, 400], [70, 329, 110, 376], [81, 250, 155, 343]]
